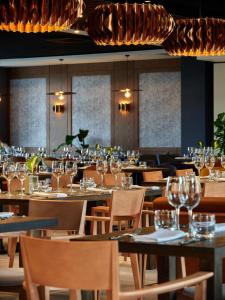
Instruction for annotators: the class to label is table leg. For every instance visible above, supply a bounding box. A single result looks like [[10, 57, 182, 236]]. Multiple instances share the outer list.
[[199, 253, 223, 300], [157, 256, 176, 300]]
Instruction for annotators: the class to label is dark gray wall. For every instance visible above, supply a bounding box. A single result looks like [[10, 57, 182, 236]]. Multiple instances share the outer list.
[[181, 58, 214, 153], [0, 68, 9, 143]]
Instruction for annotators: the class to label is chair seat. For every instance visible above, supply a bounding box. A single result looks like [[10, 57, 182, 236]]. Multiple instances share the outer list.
[[0, 268, 24, 286]]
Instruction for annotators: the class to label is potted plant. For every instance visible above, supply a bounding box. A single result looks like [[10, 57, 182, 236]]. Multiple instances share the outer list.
[[214, 112, 225, 155], [55, 128, 89, 152]]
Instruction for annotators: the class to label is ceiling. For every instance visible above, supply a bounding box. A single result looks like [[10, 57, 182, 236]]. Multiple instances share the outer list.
[[0, 0, 225, 61]]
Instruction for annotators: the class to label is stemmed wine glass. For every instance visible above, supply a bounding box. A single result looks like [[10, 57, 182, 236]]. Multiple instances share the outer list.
[[65, 161, 78, 195], [16, 162, 28, 196], [192, 155, 204, 175], [52, 161, 64, 192], [3, 163, 16, 196], [110, 159, 122, 189], [165, 177, 184, 230], [220, 155, 225, 169], [180, 176, 201, 237], [96, 160, 108, 189], [204, 155, 215, 179]]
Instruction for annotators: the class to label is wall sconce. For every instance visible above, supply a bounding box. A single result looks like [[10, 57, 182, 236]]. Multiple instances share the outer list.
[[53, 104, 65, 113], [118, 102, 130, 112]]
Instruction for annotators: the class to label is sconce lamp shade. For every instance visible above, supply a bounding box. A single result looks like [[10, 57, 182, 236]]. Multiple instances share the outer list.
[[88, 3, 175, 46], [0, 0, 83, 33], [119, 102, 130, 112], [53, 104, 65, 113], [163, 17, 225, 56]]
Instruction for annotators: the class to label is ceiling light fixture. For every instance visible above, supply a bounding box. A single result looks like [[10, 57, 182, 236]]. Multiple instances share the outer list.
[[0, 0, 84, 33], [88, 3, 175, 46], [113, 55, 141, 98], [47, 59, 76, 99], [163, 17, 225, 56]]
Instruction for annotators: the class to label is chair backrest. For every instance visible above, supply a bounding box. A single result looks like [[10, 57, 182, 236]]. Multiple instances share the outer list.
[[29, 199, 87, 234], [142, 171, 163, 182], [109, 189, 145, 231], [176, 169, 193, 177], [83, 169, 125, 186], [20, 236, 119, 300], [51, 174, 70, 189], [204, 182, 225, 197]]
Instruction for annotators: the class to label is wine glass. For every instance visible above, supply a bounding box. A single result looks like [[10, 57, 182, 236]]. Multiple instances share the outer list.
[[65, 161, 78, 195], [221, 155, 225, 169], [16, 162, 28, 196], [96, 160, 108, 188], [110, 159, 122, 189], [3, 163, 16, 196], [165, 177, 184, 230], [52, 161, 64, 192], [180, 176, 201, 237], [192, 155, 204, 175], [204, 155, 215, 179]]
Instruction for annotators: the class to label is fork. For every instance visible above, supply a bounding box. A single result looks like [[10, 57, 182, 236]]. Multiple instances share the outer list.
[[110, 228, 142, 240]]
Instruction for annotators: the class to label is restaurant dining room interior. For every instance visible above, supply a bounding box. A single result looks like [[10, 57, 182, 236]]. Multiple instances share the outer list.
[[1, 0, 225, 300]]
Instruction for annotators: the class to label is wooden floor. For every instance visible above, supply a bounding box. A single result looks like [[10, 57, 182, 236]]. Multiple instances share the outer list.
[[0, 253, 157, 300]]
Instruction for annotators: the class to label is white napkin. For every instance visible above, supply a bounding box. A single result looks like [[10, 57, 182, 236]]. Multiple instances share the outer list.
[[67, 184, 80, 188], [32, 192, 68, 198], [133, 229, 186, 243], [0, 212, 14, 219], [86, 187, 113, 193], [215, 178, 225, 182], [215, 223, 225, 233], [131, 185, 145, 189]]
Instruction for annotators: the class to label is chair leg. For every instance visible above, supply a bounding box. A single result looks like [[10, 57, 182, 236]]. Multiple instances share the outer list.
[[8, 237, 17, 267], [130, 253, 142, 300]]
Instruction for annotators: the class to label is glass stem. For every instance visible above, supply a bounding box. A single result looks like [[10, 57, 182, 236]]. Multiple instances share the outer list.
[[115, 174, 118, 189], [8, 179, 11, 195], [175, 207, 180, 230], [188, 208, 193, 236], [70, 176, 73, 194], [57, 176, 60, 191], [101, 174, 104, 188], [21, 180, 24, 195]]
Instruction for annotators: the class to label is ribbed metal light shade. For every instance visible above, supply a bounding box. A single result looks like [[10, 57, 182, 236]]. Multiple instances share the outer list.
[[88, 3, 175, 46], [0, 0, 83, 33], [163, 17, 225, 56]]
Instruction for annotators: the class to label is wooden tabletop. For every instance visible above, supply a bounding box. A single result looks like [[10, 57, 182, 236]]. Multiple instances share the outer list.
[[77, 226, 225, 300], [0, 216, 57, 233]]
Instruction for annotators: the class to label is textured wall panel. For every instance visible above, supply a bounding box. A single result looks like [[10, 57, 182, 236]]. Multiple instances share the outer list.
[[10, 78, 47, 147], [139, 72, 181, 147], [72, 75, 111, 147]]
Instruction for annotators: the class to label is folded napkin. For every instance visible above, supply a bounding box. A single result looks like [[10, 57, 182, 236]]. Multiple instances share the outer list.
[[67, 184, 80, 188], [133, 229, 186, 243], [0, 212, 14, 219], [130, 185, 144, 189], [32, 192, 68, 198], [86, 187, 113, 193], [215, 178, 225, 182], [215, 223, 225, 233]]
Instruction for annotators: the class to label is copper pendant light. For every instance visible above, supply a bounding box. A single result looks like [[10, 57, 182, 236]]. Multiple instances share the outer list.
[[0, 0, 83, 33], [88, 3, 175, 46], [163, 17, 225, 56]]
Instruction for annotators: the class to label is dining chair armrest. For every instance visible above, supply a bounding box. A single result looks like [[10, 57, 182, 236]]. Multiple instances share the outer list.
[[119, 271, 214, 299], [85, 215, 111, 235]]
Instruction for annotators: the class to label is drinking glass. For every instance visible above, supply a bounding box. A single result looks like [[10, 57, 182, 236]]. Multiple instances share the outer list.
[[110, 159, 122, 189], [65, 161, 78, 194], [192, 213, 215, 238], [180, 176, 201, 237], [96, 160, 108, 188], [16, 162, 28, 196], [52, 161, 64, 191], [204, 155, 215, 179], [3, 163, 16, 196], [221, 155, 225, 169], [165, 177, 184, 230], [154, 210, 176, 230], [192, 155, 204, 175]]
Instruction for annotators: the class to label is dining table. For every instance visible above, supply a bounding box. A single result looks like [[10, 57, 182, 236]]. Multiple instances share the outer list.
[[78, 226, 225, 300]]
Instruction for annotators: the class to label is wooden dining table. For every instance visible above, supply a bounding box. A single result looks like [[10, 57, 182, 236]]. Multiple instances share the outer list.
[[79, 226, 225, 300]]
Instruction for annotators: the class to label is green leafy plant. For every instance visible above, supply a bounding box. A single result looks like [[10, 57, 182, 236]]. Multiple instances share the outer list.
[[26, 155, 41, 173], [214, 112, 225, 155], [55, 129, 89, 151]]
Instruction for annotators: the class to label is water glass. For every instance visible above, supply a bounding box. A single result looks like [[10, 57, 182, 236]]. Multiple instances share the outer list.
[[154, 210, 176, 230], [192, 213, 215, 238], [80, 177, 95, 191], [121, 176, 133, 190]]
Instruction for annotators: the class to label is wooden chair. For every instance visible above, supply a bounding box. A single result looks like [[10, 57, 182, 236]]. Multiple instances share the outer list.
[[176, 169, 194, 177], [20, 236, 213, 300], [86, 189, 145, 291], [8, 199, 87, 268], [142, 170, 163, 182]]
